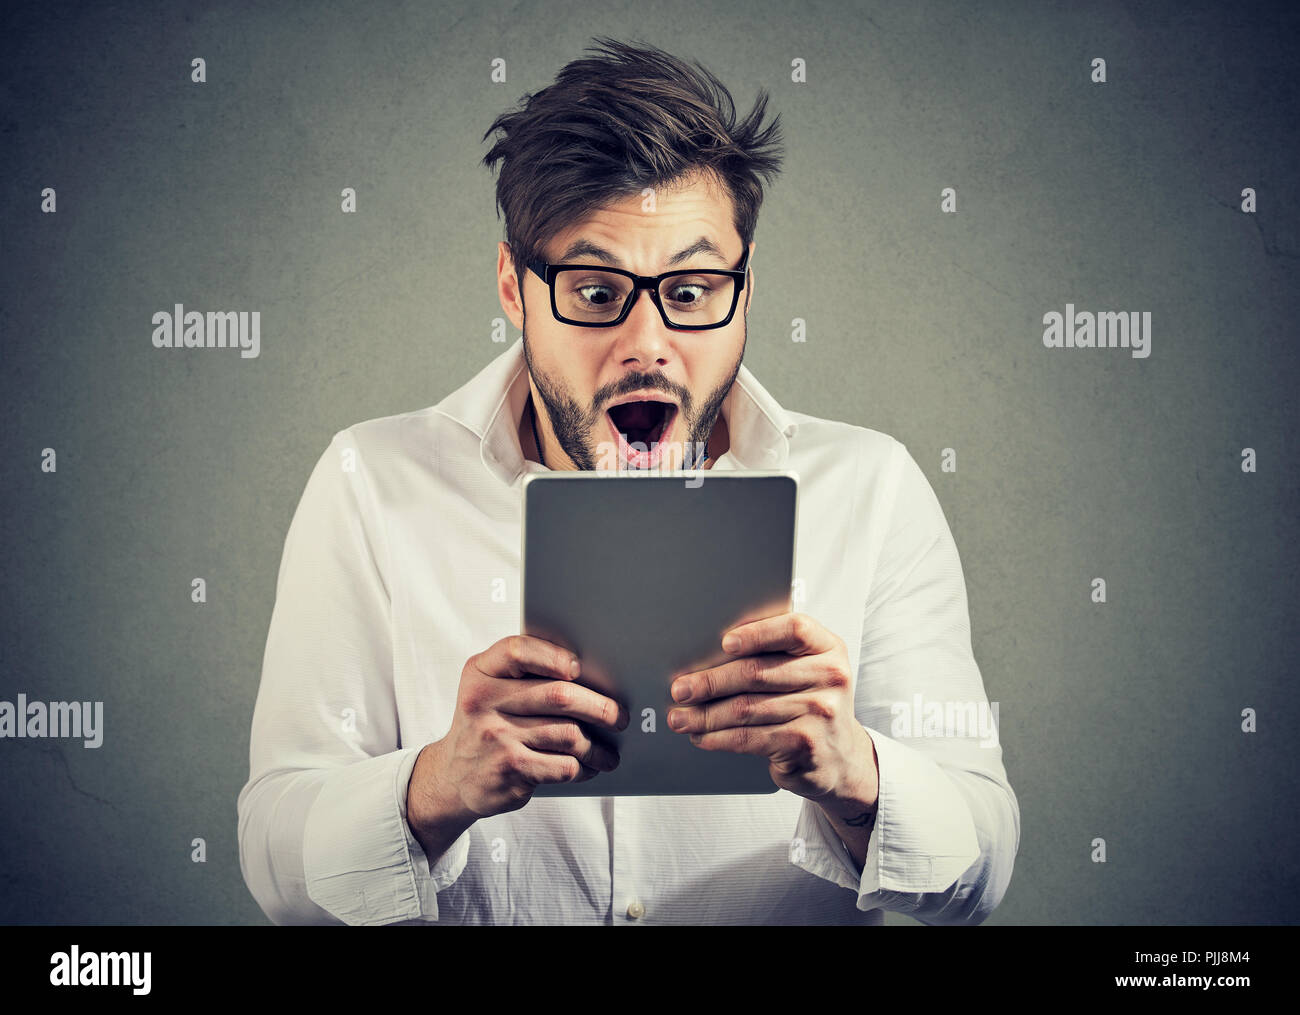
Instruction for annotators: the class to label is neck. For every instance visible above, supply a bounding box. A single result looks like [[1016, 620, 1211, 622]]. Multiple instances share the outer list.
[[706, 414, 729, 465]]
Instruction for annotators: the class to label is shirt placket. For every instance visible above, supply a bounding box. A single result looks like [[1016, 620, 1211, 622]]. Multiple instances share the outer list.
[[611, 796, 648, 923]]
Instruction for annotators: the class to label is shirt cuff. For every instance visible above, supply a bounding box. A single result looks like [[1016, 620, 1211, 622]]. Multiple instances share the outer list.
[[791, 726, 981, 909], [302, 746, 470, 925]]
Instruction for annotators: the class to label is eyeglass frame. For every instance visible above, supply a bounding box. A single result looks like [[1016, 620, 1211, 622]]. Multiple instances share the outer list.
[[525, 247, 750, 330]]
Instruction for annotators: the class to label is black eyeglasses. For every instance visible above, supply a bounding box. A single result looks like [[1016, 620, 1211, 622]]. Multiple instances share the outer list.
[[526, 249, 750, 330]]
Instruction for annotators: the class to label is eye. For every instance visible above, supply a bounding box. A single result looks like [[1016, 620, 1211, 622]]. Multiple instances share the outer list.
[[665, 282, 710, 305], [576, 284, 618, 306]]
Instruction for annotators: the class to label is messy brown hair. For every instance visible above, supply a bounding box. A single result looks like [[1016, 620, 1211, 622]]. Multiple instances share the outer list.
[[481, 37, 785, 288]]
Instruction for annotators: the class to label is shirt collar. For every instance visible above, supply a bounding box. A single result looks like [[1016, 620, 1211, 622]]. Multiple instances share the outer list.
[[439, 337, 797, 488]]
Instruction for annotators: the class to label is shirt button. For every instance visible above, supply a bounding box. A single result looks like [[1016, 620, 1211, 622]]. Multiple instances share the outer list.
[[626, 900, 645, 919]]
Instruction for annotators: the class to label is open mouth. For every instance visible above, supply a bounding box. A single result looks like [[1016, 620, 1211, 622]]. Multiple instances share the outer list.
[[607, 399, 677, 447]]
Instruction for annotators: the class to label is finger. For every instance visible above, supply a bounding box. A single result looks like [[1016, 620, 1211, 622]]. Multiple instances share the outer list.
[[687, 722, 781, 757], [570, 763, 600, 783], [473, 634, 581, 683], [668, 691, 810, 734], [515, 717, 620, 772], [499, 679, 630, 732], [671, 652, 816, 705], [720, 612, 837, 658], [511, 745, 593, 786]]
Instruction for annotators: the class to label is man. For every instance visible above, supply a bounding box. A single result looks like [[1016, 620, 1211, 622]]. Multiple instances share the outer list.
[[237, 37, 1019, 926]]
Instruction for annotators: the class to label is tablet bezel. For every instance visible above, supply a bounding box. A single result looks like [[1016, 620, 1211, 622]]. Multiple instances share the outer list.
[[521, 469, 799, 797]]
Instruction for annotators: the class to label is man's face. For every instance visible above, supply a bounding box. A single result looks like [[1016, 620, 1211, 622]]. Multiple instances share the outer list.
[[498, 172, 752, 471]]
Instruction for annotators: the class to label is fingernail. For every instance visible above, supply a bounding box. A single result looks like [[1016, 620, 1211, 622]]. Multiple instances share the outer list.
[[673, 681, 691, 703], [722, 634, 740, 652], [570, 658, 581, 678], [668, 709, 686, 730]]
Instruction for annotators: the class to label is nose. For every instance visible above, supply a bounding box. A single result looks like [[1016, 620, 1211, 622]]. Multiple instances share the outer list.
[[612, 283, 672, 366], [624, 283, 662, 323]]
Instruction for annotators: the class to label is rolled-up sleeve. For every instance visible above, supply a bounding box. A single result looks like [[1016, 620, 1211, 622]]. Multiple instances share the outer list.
[[792, 438, 1020, 924], [236, 429, 468, 925]]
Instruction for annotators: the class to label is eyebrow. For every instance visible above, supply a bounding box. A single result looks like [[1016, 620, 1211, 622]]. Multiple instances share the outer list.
[[556, 236, 729, 269]]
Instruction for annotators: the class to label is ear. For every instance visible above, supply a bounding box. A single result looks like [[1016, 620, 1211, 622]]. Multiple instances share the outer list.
[[497, 240, 525, 331], [743, 242, 755, 315]]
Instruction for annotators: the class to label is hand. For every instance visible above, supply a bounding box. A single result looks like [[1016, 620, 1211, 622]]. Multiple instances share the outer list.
[[408, 635, 627, 840], [667, 612, 878, 807]]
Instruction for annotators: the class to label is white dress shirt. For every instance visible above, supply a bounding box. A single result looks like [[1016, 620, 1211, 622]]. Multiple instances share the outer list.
[[237, 337, 1020, 926]]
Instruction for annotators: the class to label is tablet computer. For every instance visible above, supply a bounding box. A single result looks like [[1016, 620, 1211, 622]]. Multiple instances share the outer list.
[[521, 470, 798, 796]]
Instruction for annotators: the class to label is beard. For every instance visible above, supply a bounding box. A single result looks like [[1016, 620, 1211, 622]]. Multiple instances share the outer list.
[[521, 310, 745, 472]]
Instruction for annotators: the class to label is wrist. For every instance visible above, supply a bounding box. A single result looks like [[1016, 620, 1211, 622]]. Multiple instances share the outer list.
[[407, 741, 475, 849], [819, 726, 880, 823]]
